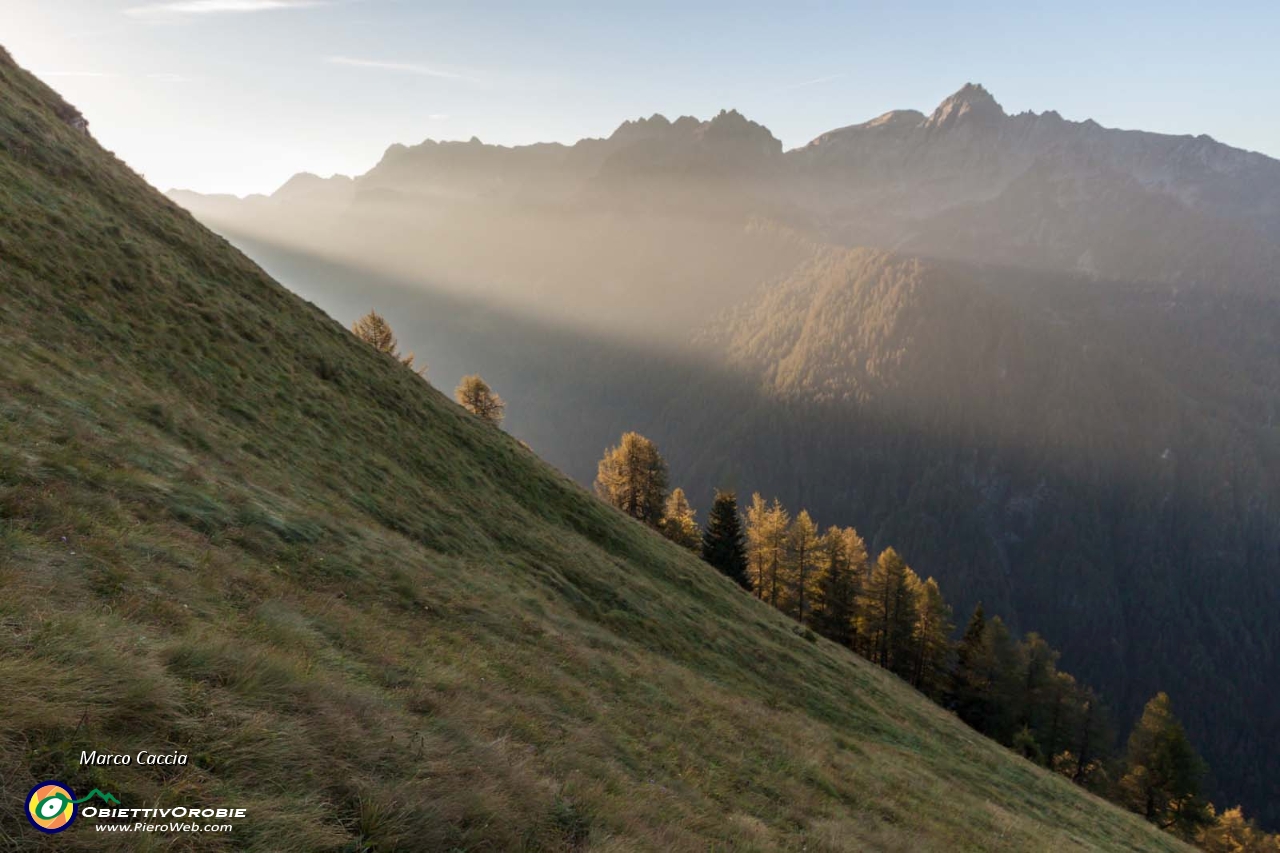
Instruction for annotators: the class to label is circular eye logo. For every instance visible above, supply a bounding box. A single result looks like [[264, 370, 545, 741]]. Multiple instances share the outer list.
[[26, 781, 77, 834]]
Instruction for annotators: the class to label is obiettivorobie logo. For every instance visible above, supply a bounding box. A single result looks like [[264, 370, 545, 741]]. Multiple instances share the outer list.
[[25, 778, 244, 835], [25, 782, 119, 834]]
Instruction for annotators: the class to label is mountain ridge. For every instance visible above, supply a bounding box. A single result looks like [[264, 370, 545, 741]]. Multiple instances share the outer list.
[[172, 82, 1280, 214], [172, 82, 1280, 291]]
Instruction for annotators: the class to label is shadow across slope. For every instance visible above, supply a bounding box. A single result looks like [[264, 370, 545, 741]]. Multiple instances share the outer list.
[[213, 233, 1280, 824]]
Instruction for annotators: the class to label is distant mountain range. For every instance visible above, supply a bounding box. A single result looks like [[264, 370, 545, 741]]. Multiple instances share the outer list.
[[170, 84, 1280, 826], [176, 82, 1280, 292]]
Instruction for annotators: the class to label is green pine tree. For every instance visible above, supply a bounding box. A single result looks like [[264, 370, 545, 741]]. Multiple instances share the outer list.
[[1120, 692, 1212, 838], [1018, 632, 1059, 758], [983, 616, 1025, 744], [950, 603, 991, 731], [701, 490, 751, 590]]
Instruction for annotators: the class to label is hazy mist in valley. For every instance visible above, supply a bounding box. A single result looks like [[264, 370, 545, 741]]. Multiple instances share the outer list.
[[171, 87, 1280, 826]]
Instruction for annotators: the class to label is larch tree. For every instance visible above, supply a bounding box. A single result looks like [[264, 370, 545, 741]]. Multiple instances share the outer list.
[[701, 490, 751, 590], [841, 527, 870, 651], [812, 526, 863, 646], [744, 497, 789, 608], [889, 565, 925, 681], [784, 510, 820, 624], [910, 576, 953, 699], [660, 487, 700, 551], [1196, 806, 1280, 853], [858, 547, 918, 672], [455, 375, 505, 426], [351, 310, 425, 375], [1120, 692, 1212, 838], [745, 494, 771, 596], [594, 432, 669, 527]]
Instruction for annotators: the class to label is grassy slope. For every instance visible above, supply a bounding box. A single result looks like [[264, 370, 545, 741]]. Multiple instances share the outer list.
[[0, 50, 1189, 852]]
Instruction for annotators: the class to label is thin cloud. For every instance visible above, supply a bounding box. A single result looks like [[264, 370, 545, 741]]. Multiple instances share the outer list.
[[124, 1, 328, 17], [774, 73, 844, 92], [327, 56, 476, 82]]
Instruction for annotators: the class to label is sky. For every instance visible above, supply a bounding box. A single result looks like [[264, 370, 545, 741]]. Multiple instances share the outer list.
[[6, 0, 1279, 196]]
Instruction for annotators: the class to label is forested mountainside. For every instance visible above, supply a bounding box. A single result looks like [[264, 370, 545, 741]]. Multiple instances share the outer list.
[[0, 45, 1197, 851], [688, 248, 1280, 823], [168, 83, 1280, 826]]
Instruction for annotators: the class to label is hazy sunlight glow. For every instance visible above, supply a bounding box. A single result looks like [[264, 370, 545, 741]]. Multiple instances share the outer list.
[[325, 57, 474, 81], [124, 0, 328, 16]]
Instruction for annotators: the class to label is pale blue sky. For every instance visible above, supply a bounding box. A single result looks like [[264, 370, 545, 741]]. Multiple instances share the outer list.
[[7, 1, 1278, 195]]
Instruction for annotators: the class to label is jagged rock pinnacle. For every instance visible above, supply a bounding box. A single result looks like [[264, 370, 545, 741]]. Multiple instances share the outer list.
[[925, 83, 1005, 128]]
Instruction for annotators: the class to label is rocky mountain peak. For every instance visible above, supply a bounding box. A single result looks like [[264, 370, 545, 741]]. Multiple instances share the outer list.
[[925, 82, 1005, 129], [608, 113, 675, 144], [864, 109, 927, 129], [699, 108, 783, 155]]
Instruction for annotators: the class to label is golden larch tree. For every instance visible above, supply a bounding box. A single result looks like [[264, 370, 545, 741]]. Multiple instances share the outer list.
[[594, 432, 669, 527], [455, 375, 505, 425], [351, 310, 425, 375]]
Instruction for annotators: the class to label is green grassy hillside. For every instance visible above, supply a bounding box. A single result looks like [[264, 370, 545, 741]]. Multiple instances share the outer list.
[[0, 48, 1189, 851]]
